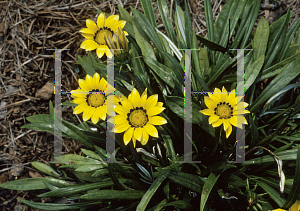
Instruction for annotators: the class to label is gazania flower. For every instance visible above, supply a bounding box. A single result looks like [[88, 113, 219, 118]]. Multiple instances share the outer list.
[[71, 73, 117, 124], [109, 88, 167, 147], [200, 87, 250, 138], [79, 13, 127, 59]]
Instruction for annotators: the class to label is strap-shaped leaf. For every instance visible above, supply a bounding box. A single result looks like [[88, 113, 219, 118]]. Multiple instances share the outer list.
[[282, 146, 300, 209], [137, 174, 166, 211], [140, 0, 157, 28], [200, 172, 220, 211], [157, 0, 177, 45], [156, 168, 205, 193]]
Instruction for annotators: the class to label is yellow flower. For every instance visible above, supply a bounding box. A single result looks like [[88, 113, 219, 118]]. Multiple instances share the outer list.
[[71, 73, 114, 124], [200, 86, 250, 138], [79, 14, 127, 59], [271, 200, 300, 211], [109, 88, 167, 147]]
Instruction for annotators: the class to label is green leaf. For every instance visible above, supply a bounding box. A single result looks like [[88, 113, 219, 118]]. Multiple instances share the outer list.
[[196, 35, 228, 54], [268, 12, 293, 46], [245, 55, 265, 92], [156, 200, 193, 210], [156, 168, 205, 193], [250, 57, 300, 112], [143, 56, 175, 88], [200, 172, 221, 211], [257, 181, 286, 207], [160, 132, 177, 162], [49, 100, 54, 121], [130, 43, 153, 94], [0, 178, 73, 191], [81, 148, 104, 161], [175, 4, 186, 48], [203, 0, 214, 42], [165, 96, 214, 136], [184, 0, 193, 48], [140, 0, 157, 28], [157, 0, 177, 45], [240, 0, 260, 49], [118, 5, 134, 38], [253, 17, 269, 61], [137, 174, 166, 211], [61, 100, 77, 107], [76, 52, 100, 76], [38, 180, 118, 198], [56, 154, 100, 164], [75, 164, 106, 172], [132, 18, 156, 61], [19, 199, 102, 211], [31, 162, 60, 178], [264, 8, 290, 69], [243, 148, 298, 165], [81, 189, 144, 200], [278, 18, 300, 61], [282, 146, 300, 209], [130, 7, 163, 52], [60, 119, 94, 149]]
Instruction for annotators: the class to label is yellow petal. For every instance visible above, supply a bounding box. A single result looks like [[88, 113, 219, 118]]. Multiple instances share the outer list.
[[214, 88, 222, 94], [145, 94, 158, 110], [200, 109, 215, 116], [147, 106, 165, 117], [223, 119, 230, 131], [208, 93, 221, 103], [80, 40, 99, 51], [156, 102, 163, 107], [212, 119, 223, 127], [132, 136, 137, 148], [148, 116, 167, 125], [229, 116, 237, 128], [134, 127, 142, 141], [97, 13, 105, 28], [114, 20, 126, 30], [92, 73, 100, 89], [204, 96, 217, 109], [79, 28, 95, 35], [105, 15, 119, 27], [78, 79, 90, 91], [97, 106, 106, 121], [81, 33, 94, 40], [113, 114, 128, 125], [83, 107, 95, 121], [144, 124, 158, 138], [130, 88, 141, 108], [140, 89, 148, 107], [99, 77, 107, 91], [113, 122, 130, 133], [73, 103, 88, 114], [91, 112, 99, 124], [120, 96, 133, 113], [221, 86, 228, 102], [124, 127, 134, 145], [86, 19, 98, 33], [115, 104, 127, 115], [227, 89, 236, 106], [96, 48, 105, 58], [225, 124, 232, 138], [209, 115, 219, 124], [140, 129, 149, 145], [106, 49, 113, 59], [72, 97, 86, 105]]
